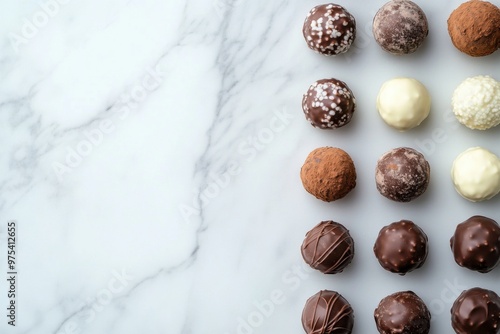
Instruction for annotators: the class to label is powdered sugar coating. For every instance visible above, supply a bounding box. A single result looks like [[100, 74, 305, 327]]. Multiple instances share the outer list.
[[303, 4, 356, 56], [452, 75, 500, 130], [302, 78, 356, 129]]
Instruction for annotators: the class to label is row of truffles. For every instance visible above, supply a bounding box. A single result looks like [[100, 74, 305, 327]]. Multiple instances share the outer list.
[[302, 288, 500, 334], [303, 1, 500, 57], [302, 75, 500, 132], [301, 217, 500, 276], [300, 146, 500, 203]]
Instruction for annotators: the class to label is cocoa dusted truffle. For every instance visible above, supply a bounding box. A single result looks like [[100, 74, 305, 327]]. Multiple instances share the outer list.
[[302, 290, 354, 334], [374, 220, 428, 275], [301, 147, 357, 202], [448, 0, 500, 57], [451, 287, 500, 334], [301, 221, 355, 274], [374, 291, 431, 334], [302, 78, 356, 129], [450, 215, 500, 273], [375, 147, 430, 202], [303, 4, 356, 56], [373, 0, 429, 55]]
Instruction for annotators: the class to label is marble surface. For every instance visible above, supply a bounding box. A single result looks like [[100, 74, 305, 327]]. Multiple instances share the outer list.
[[0, 0, 499, 333]]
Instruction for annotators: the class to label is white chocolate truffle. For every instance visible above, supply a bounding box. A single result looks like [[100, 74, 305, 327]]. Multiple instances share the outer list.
[[377, 78, 431, 131], [452, 76, 500, 130], [451, 147, 500, 202]]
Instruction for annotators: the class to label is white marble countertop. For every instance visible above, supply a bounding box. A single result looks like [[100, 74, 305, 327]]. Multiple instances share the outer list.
[[1, 0, 499, 333]]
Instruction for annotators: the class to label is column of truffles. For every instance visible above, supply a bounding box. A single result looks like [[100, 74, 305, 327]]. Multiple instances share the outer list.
[[297, 1, 500, 334]]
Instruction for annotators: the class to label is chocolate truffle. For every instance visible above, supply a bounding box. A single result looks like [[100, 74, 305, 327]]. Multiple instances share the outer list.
[[448, 0, 500, 57], [373, 0, 429, 55], [451, 287, 500, 334], [302, 78, 356, 129], [451, 147, 500, 202], [302, 290, 354, 334], [450, 215, 500, 273], [452, 75, 500, 130], [302, 221, 355, 274], [303, 4, 356, 56], [374, 220, 428, 275], [374, 291, 431, 334], [375, 147, 430, 202], [301, 147, 357, 202]]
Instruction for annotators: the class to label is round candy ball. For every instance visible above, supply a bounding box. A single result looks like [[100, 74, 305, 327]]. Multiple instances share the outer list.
[[302, 290, 354, 334], [450, 215, 500, 273], [373, 0, 429, 55], [448, 0, 500, 57], [377, 77, 431, 131], [452, 75, 500, 130], [451, 147, 500, 202], [374, 291, 431, 334], [451, 288, 500, 334], [302, 78, 356, 129], [301, 147, 357, 202], [303, 4, 356, 56], [301, 221, 355, 274], [374, 220, 428, 275], [375, 147, 430, 202]]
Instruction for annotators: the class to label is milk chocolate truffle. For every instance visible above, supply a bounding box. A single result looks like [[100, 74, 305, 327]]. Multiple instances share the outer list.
[[303, 4, 356, 56], [374, 220, 428, 275], [450, 215, 500, 273], [302, 78, 356, 129], [373, 0, 429, 55], [374, 291, 431, 334], [302, 221, 355, 274], [451, 287, 500, 334], [301, 147, 357, 202], [302, 290, 354, 334], [448, 0, 500, 57], [375, 147, 430, 202]]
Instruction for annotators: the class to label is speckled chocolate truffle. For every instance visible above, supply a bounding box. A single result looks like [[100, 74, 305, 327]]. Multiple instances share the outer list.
[[374, 220, 428, 275], [303, 4, 356, 56], [448, 0, 500, 57], [450, 215, 500, 273], [374, 291, 431, 334], [302, 78, 356, 129], [301, 147, 357, 202], [373, 0, 429, 55], [451, 287, 500, 334], [375, 147, 430, 202], [302, 290, 354, 334], [302, 221, 355, 274]]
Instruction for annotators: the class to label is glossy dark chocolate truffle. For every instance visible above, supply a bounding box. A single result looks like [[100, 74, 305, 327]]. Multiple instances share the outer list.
[[303, 4, 356, 56], [302, 221, 355, 274], [302, 290, 354, 334], [374, 291, 431, 334], [375, 147, 430, 202], [374, 220, 428, 275], [451, 287, 500, 334], [450, 215, 500, 273], [301, 147, 357, 202], [373, 0, 429, 55], [302, 78, 356, 129]]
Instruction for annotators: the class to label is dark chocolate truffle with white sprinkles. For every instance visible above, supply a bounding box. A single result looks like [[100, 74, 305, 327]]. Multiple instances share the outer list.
[[450, 215, 500, 273], [373, 0, 429, 55], [374, 291, 431, 334], [374, 220, 428, 275], [302, 78, 356, 129], [303, 4, 356, 56], [375, 147, 430, 202], [301, 221, 355, 274], [451, 287, 500, 334], [302, 290, 354, 334]]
